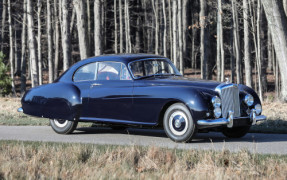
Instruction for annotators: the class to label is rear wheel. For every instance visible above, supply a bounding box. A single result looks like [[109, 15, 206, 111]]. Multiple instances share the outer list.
[[50, 119, 78, 134], [163, 103, 196, 142], [222, 126, 250, 138]]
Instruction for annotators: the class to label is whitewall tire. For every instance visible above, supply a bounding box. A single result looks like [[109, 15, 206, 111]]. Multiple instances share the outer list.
[[50, 119, 78, 134], [163, 103, 196, 142]]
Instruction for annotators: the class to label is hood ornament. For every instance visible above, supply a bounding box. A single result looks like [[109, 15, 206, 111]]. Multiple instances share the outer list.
[[225, 77, 230, 84]]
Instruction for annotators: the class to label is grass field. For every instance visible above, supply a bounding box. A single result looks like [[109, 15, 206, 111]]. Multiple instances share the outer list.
[[249, 102, 287, 134], [0, 140, 286, 179], [1, 97, 287, 133], [0, 98, 47, 126]]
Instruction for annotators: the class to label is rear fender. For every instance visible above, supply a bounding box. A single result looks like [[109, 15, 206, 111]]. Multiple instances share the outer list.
[[22, 82, 81, 120]]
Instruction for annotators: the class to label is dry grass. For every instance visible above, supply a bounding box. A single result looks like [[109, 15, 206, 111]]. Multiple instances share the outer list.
[[0, 97, 47, 126], [1, 97, 287, 133], [250, 102, 287, 133], [262, 102, 287, 121], [0, 140, 287, 180]]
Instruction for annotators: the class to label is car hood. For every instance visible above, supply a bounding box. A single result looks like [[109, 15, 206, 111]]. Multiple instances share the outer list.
[[142, 76, 222, 91]]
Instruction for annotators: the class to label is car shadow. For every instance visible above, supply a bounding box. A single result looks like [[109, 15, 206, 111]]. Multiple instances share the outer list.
[[74, 127, 287, 144], [75, 127, 168, 138]]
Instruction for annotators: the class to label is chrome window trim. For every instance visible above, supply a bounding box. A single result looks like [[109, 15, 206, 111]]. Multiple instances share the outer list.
[[72, 62, 98, 82], [119, 63, 132, 80], [73, 61, 133, 82], [94, 62, 99, 80]]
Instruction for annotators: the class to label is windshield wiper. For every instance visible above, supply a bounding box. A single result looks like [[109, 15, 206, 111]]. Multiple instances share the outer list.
[[136, 74, 159, 79], [156, 73, 182, 77]]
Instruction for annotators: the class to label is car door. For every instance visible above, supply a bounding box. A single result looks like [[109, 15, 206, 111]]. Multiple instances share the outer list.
[[72, 62, 98, 118], [130, 59, 175, 125], [86, 62, 134, 122]]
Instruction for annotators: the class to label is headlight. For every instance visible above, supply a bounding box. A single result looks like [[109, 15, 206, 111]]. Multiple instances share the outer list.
[[255, 104, 262, 115], [212, 96, 221, 108], [213, 107, 222, 118], [244, 94, 254, 106]]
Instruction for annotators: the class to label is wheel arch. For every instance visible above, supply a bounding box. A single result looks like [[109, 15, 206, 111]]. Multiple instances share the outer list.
[[156, 88, 210, 127], [157, 99, 195, 127]]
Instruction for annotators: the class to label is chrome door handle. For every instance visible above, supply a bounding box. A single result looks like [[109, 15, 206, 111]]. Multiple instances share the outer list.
[[91, 83, 102, 87]]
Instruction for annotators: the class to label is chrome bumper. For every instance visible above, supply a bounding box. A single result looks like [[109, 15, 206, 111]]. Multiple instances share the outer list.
[[17, 107, 23, 112], [197, 109, 266, 128]]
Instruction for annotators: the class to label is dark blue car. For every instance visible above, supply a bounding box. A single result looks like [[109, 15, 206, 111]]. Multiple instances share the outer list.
[[18, 54, 266, 142]]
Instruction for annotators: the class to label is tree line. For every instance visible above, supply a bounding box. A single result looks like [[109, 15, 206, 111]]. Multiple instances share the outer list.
[[0, 0, 287, 102]]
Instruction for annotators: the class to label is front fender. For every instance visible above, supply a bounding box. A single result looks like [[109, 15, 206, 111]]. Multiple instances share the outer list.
[[239, 84, 261, 106], [22, 82, 81, 120], [182, 88, 215, 121], [159, 87, 214, 122]]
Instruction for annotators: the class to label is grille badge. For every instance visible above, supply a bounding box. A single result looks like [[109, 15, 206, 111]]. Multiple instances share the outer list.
[[225, 77, 230, 84]]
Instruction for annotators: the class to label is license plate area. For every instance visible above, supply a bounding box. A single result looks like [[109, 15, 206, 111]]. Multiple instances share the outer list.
[[232, 118, 251, 127]]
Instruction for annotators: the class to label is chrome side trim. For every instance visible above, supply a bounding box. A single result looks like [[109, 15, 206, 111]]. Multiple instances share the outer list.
[[17, 107, 23, 113], [91, 83, 102, 87], [79, 117, 157, 126]]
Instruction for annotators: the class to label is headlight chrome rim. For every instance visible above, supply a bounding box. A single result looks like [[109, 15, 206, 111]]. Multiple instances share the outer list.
[[213, 107, 222, 118], [255, 104, 262, 115], [212, 96, 221, 108], [244, 94, 254, 106]]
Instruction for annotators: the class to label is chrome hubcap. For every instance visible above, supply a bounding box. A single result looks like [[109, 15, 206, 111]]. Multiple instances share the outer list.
[[54, 119, 68, 128], [169, 111, 188, 136], [174, 119, 181, 128]]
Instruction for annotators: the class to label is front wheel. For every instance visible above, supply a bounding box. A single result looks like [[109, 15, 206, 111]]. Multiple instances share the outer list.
[[221, 126, 250, 138], [163, 103, 196, 142], [50, 119, 78, 134]]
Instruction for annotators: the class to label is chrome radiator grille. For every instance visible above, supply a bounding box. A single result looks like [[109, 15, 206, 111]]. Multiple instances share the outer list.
[[218, 84, 240, 118]]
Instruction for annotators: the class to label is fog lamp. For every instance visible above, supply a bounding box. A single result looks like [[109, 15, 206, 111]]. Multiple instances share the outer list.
[[255, 104, 262, 115]]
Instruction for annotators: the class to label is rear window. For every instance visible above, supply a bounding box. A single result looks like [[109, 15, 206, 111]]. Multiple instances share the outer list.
[[73, 63, 97, 82]]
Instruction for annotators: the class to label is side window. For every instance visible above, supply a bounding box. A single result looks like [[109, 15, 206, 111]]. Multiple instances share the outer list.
[[120, 64, 132, 80], [97, 62, 131, 80], [73, 63, 97, 82], [130, 61, 143, 78], [97, 62, 120, 80]]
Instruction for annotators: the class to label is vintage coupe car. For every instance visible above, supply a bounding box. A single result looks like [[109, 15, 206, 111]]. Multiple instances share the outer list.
[[18, 54, 266, 142]]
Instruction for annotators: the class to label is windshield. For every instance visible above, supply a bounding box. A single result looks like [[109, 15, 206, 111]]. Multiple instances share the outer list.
[[129, 59, 181, 79]]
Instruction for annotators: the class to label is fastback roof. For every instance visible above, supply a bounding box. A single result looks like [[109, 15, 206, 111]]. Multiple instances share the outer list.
[[81, 54, 167, 64], [57, 54, 168, 82]]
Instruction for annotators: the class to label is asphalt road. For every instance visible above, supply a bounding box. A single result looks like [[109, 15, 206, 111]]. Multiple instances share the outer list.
[[0, 126, 286, 154]]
